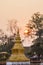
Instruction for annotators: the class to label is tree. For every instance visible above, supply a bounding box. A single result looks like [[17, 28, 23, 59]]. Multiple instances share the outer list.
[[31, 12, 43, 55], [7, 19, 18, 35], [31, 12, 43, 29]]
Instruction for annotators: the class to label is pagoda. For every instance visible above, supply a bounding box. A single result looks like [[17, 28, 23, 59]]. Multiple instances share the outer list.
[[8, 29, 30, 63]]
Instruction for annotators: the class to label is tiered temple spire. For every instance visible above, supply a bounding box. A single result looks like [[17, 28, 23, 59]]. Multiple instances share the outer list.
[[8, 29, 30, 62]]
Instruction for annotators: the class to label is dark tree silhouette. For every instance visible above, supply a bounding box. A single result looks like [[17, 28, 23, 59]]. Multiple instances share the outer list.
[[31, 12, 43, 55]]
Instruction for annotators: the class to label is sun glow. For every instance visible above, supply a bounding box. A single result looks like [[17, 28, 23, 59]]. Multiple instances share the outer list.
[[24, 29, 28, 34], [24, 28, 32, 36]]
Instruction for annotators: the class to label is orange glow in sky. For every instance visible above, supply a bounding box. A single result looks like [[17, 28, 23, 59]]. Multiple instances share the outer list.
[[24, 29, 29, 34], [0, 0, 43, 32], [0, 0, 43, 46]]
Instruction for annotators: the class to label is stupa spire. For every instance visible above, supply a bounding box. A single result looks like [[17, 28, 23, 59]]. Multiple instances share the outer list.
[[8, 28, 30, 62]]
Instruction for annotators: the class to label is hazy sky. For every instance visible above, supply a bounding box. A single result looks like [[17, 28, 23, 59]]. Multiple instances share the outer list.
[[0, 0, 43, 46], [0, 0, 43, 31]]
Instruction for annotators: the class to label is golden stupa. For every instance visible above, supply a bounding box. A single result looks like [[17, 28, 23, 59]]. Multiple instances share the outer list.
[[8, 29, 30, 62]]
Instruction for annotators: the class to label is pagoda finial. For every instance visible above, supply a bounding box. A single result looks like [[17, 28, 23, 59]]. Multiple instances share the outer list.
[[17, 28, 19, 35], [8, 27, 30, 62]]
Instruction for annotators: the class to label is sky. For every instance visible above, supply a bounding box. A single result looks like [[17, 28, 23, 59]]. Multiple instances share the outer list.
[[0, 0, 43, 46]]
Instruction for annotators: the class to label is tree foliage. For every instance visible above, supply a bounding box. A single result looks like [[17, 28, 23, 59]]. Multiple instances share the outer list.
[[31, 12, 43, 55], [31, 12, 43, 29]]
